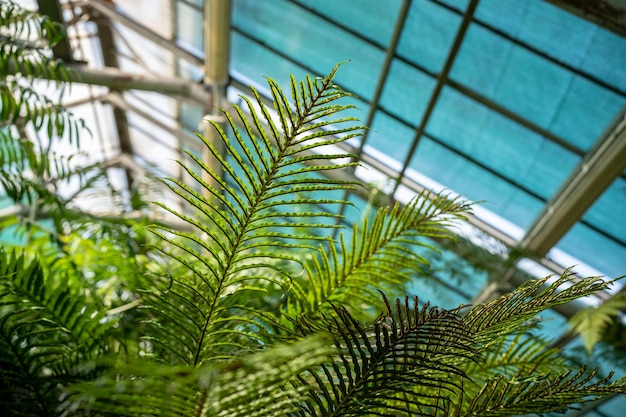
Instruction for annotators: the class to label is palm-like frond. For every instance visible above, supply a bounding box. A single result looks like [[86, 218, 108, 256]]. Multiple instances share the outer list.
[[145, 64, 364, 366], [0, 250, 114, 416], [447, 367, 625, 417], [61, 335, 335, 417], [291, 294, 475, 416], [0, 0, 67, 80], [287, 191, 471, 318], [464, 269, 611, 345], [570, 290, 626, 353], [1, 1, 84, 145]]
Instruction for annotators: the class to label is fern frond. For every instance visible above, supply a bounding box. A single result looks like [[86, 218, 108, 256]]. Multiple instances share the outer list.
[[146, 64, 364, 365], [0, 249, 114, 415], [570, 290, 626, 353], [1, 1, 68, 80], [1, 80, 85, 144], [61, 335, 335, 417], [464, 269, 611, 345], [448, 367, 626, 416], [293, 294, 475, 416], [288, 191, 471, 318]]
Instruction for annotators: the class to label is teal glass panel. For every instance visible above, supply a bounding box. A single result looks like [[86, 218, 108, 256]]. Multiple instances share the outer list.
[[232, 0, 385, 101], [474, 0, 626, 91], [405, 239, 490, 309], [410, 137, 545, 229], [178, 101, 204, 131], [176, 1, 203, 52], [397, 1, 462, 73], [581, 178, 626, 248], [230, 32, 368, 126], [379, 59, 436, 125], [451, 24, 626, 151], [180, 0, 203, 8], [547, 77, 626, 151], [557, 221, 626, 279], [556, 177, 626, 279], [598, 395, 626, 416], [292, 0, 402, 47], [453, 28, 626, 151], [366, 112, 414, 162], [427, 87, 579, 200]]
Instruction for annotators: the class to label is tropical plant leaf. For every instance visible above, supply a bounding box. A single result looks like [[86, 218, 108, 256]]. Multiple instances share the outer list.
[[145, 64, 364, 366], [291, 294, 475, 416], [0, 249, 114, 416], [60, 335, 335, 417], [286, 191, 471, 319], [570, 291, 626, 353]]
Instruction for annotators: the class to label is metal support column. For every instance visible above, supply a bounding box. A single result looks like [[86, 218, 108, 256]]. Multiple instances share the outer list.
[[91, 9, 135, 189], [201, 0, 231, 198]]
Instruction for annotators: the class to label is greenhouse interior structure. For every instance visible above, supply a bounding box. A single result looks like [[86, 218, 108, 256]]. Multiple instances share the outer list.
[[2, 0, 626, 415]]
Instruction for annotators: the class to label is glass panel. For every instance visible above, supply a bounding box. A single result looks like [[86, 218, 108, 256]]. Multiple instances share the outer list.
[[292, 0, 402, 47], [556, 221, 626, 279], [397, 0, 462, 73], [379, 59, 436, 126], [232, 0, 385, 101], [475, 0, 626, 91], [366, 112, 414, 163], [427, 87, 580, 200], [410, 137, 545, 230], [555, 177, 626, 279], [176, 1, 203, 53], [230, 32, 368, 123], [581, 178, 626, 247], [451, 24, 626, 151]]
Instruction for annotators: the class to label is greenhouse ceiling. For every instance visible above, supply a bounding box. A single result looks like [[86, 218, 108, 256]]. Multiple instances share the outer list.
[[5, 0, 626, 413]]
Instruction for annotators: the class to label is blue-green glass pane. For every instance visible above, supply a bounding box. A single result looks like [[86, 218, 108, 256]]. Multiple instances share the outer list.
[[379, 59, 436, 125], [292, 0, 402, 47], [176, 2, 203, 52], [475, 0, 626, 91], [232, 0, 385, 101], [410, 137, 545, 229], [548, 77, 626, 151], [597, 395, 626, 416], [427, 87, 579, 200], [406, 239, 489, 309], [451, 24, 625, 151], [230, 32, 368, 123], [581, 178, 626, 247], [366, 112, 414, 163], [397, 1, 462, 73], [557, 222, 626, 279]]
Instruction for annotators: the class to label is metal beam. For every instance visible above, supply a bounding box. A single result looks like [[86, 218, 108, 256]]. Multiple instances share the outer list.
[[519, 106, 626, 256], [83, 0, 204, 67], [546, 0, 626, 39], [52, 65, 211, 104], [92, 10, 134, 187]]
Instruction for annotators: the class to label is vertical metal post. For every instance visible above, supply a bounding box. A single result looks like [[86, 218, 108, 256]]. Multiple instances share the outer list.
[[201, 0, 231, 199]]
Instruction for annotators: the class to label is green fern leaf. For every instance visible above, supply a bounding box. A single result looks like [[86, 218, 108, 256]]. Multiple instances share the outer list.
[[292, 294, 475, 416], [570, 291, 626, 353], [287, 191, 471, 318], [146, 64, 364, 366]]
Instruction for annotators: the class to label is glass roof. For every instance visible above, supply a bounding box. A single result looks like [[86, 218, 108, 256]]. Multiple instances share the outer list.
[[6, 0, 626, 413]]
